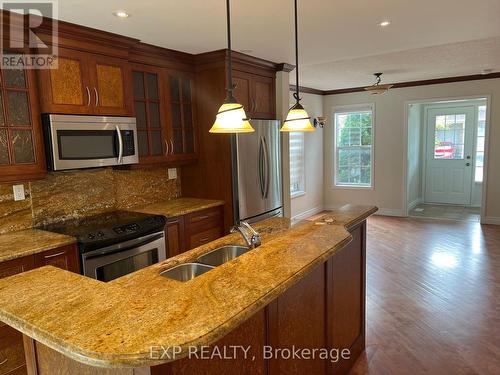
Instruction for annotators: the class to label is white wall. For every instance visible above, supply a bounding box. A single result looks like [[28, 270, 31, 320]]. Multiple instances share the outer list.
[[290, 93, 324, 219], [323, 78, 500, 222], [407, 103, 423, 209]]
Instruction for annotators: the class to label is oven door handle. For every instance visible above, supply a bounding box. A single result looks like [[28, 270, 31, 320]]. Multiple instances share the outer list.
[[83, 232, 165, 259], [116, 125, 124, 164]]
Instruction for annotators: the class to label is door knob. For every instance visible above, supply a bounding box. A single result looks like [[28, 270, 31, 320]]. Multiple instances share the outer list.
[[466, 155, 471, 159], [466, 163, 471, 166]]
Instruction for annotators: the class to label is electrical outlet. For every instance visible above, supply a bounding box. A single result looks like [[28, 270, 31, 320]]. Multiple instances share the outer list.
[[168, 168, 177, 180], [13, 185, 25, 201]]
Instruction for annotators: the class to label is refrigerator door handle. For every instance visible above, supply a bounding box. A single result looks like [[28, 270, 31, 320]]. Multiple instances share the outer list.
[[258, 136, 265, 199], [262, 136, 270, 198]]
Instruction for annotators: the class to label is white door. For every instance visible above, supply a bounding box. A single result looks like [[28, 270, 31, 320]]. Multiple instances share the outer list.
[[424, 106, 475, 205]]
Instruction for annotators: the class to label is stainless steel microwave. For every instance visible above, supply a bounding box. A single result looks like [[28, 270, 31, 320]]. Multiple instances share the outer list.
[[43, 114, 139, 171]]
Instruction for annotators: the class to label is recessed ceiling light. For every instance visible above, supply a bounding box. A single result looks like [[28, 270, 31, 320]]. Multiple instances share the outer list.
[[379, 21, 390, 27], [113, 10, 130, 18]]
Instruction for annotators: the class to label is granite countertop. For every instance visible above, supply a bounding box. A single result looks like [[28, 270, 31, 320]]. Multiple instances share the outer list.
[[0, 229, 76, 263], [0, 205, 377, 368], [129, 198, 225, 217]]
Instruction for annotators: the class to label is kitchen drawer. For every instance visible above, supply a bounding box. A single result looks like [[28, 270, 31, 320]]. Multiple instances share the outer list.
[[33, 244, 80, 274], [185, 206, 223, 233], [189, 227, 223, 249], [0, 325, 25, 375], [0, 256, 34, 281]]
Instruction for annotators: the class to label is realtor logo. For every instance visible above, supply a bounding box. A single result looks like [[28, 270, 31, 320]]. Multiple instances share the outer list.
[[0, 1, 58, 69]]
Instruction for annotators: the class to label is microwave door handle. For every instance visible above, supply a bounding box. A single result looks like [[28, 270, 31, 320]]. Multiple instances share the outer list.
[[116, 125, 123, 164]]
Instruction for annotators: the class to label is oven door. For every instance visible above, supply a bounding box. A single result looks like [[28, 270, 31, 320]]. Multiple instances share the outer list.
[[45, 115, 139, 171], [81, 232, 166, 282]]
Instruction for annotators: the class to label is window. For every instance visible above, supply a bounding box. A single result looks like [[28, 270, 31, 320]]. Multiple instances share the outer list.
[[475, 105, 486, 182], [334, 106, 373, 187], [289, 132, 305, 197]]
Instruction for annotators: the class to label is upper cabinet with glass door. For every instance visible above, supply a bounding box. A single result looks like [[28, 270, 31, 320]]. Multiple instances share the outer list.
[[0, 63, 46, 182], [37, 47, 132, 116]]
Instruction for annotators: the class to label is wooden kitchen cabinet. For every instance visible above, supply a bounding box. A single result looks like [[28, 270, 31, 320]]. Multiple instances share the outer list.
[[37, 48, 132, 116], [0, 63, 46, 183], [0, 325, 26, 375], [0, 256, 34, 281], [33, 244, 80, 273], [232, 71, 275, 119], [165, 217, 186, 258]]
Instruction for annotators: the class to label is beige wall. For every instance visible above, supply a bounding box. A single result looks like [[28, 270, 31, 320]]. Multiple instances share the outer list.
[[323, 78, 500, 223], [290, 92, 324, 219]]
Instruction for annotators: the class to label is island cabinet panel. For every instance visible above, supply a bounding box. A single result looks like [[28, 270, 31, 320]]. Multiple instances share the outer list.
[[37, 48, 132, 116], [165, 216, 186, 258], [151, 308, 267, 375], [327, 222, 366, 374], [0, 325, 26, 375], [267, 263, 327, 375], [33, 244, 80, 273]]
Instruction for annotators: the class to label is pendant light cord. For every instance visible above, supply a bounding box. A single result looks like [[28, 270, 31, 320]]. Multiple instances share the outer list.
[[226, 0, 234, 101], [293, 0, 300, 103]]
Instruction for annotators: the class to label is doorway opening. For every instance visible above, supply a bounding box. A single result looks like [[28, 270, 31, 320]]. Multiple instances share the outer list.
[[405, 98, 488, 222]]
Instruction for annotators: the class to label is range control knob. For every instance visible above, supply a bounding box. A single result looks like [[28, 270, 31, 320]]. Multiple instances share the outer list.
[[87, 233, 95, 240], [97, 231, 104, 237]]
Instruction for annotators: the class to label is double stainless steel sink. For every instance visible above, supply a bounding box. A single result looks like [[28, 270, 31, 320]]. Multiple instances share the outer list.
[[160, 245, 251, 282]]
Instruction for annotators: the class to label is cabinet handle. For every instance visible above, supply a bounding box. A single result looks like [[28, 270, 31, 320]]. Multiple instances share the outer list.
[[164, 139, 169, 156], [170, 139, 174, 155], [252, 98, 257, 112], [199, 237, 210, 242], [0, 358, 8, 366], [94, 87, 99, 106], [44, 251, 66, 259], [85, 87, 91, 106]]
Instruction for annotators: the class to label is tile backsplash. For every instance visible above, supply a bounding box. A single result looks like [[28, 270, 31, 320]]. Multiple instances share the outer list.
[[0, 167, 181, 233]]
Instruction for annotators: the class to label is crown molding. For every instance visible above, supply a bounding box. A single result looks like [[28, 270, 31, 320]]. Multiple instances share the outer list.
[[289, 85, 324, 95]]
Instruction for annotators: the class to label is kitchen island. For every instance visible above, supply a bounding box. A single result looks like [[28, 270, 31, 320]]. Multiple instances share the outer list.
[[0, 205, 376, 375]]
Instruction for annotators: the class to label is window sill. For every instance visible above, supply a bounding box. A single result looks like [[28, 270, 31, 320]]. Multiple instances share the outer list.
[[291, 191, 306, 199], [332, 184, 374, 190]]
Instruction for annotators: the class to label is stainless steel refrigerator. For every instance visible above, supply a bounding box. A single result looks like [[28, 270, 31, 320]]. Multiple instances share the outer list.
[[232, 120, 283, 224]]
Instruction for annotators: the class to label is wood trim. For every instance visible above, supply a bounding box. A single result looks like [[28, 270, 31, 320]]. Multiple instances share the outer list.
[[289, 84, 324, 95], [195, 49, 282, 75], [23, 336, 39, 375], [277, 63, 295, 73]]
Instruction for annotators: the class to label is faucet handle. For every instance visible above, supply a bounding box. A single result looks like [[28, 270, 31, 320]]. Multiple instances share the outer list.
[[240, 221, 259, 236]]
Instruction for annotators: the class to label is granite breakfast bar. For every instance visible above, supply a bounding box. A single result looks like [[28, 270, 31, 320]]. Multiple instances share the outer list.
[[0, 205, 377, 375]]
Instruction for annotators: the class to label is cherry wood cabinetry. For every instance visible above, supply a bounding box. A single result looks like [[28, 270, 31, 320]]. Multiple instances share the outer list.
[[232, 71, 275, 119], [0, 64, 46, 183], [165, 206, 224, 258], [37, 48, 132, 116], [0, 243, 79, 375], [154, 221, 367, 375]]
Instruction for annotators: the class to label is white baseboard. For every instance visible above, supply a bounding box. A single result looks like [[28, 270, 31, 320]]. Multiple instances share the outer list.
[[481, 216, 500, 225], [408, 198, 423, 211], [374, 208, 405, 217], [291, 206, 324, 221]]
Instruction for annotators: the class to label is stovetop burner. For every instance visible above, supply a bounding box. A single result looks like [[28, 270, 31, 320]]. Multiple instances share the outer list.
[[42, 211, 166, 252]]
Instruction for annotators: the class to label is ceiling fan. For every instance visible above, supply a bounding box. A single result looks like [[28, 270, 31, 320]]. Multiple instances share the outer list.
[[364, 73, 393, 95]]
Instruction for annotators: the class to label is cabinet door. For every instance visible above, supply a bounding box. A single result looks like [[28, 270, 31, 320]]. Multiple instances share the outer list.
[[166, 217, 185, 258], [232, 73, 251, 112], [37, 47, 92, 114], [33, 244, 80, 273], [132, 65, 168, 165], [90, 56, 132, 116], [0, 256, 34, 280], [0, 324, 26, 375], [250, 75, 275, 119], [167, 72, 197, 160]]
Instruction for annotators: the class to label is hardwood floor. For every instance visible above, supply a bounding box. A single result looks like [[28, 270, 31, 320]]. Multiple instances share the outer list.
[[349, 216, 500, 374]]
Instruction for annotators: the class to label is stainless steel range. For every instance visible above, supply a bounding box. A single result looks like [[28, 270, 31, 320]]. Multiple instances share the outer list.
[[43, 211, 166, 282]]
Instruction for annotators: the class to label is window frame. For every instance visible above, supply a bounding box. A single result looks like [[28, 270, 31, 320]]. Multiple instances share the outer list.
[[289, 131, 306, 198], [474, 104, 486, 184], [332, 103, 375, 189]]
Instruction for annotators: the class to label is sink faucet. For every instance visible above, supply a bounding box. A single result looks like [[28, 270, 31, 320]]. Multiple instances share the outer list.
[[231, 221, 261, 248]]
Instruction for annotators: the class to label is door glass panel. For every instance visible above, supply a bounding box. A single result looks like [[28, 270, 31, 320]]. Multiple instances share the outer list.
[[3, 69, 26, 88], [433, 114, 465, 159], [147, 73, 158, 100], [0, 129, 9, 164], [169, 76, 180, 102], [171, 104, 181, 129], [11, 129, 34, 163], [57, 130, 116, 160], [133, 72, 145, 99], [181, 78, 191, 102], [149, 102, 160, 128], [95, 249, 159, 282], [138, 130, 149, 156], [150, 131, 163, 156], [7, 91, 30, 126], [183, 104, 193, 129], [173, 130, 183, 154], [134, 101, 147, 129]]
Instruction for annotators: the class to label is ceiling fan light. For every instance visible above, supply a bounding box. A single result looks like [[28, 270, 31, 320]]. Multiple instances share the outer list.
[[280, 103, 315, 132], [364, 83, 393, 95], [209, 102, 254, 133]]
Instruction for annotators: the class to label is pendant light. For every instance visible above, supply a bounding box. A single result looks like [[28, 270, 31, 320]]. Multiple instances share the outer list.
[[209, 0, 254, 133], [280, 0, 315, 132], [364, 73, 393, 95]]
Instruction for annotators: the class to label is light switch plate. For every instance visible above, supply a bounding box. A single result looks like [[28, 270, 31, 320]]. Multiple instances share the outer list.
[[168, 168, 177, 180], [13, 185, 25, 201]]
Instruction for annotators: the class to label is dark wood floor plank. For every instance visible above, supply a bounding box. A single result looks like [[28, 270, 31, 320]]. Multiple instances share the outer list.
[[349, 216, 500, 374]]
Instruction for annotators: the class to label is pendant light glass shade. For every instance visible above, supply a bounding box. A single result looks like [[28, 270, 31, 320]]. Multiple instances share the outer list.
[[209, 102, 254, 133], [280, 102, 315, 132]]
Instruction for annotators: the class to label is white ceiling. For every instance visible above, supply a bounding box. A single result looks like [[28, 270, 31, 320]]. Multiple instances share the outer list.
[[52, 0, 500, 90]]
